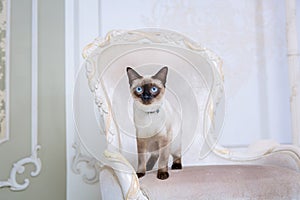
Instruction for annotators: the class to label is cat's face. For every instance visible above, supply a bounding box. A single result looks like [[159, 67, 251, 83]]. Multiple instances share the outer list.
[[126, 67, 168, 106]]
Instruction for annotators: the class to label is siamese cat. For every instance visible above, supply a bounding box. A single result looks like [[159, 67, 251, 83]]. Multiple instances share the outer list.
[[126, 66, 182, 180]]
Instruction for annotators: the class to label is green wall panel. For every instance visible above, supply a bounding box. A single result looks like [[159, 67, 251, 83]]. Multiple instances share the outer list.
[[0, 0, 66, 199]]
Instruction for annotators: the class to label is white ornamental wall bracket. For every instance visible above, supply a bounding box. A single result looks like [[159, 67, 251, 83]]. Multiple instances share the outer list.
[[0, 0, 42, 191]]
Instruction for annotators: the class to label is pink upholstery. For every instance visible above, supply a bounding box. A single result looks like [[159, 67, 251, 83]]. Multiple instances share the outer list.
[[140, 165, 300, 199]]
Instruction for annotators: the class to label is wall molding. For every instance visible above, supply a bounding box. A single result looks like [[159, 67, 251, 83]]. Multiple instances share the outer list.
[[0, 0, 41, 191], [0, 0, 10, 144], [285, 0, 300, 145], [71, 143, 101, 184], [66, 0, 103, 192]]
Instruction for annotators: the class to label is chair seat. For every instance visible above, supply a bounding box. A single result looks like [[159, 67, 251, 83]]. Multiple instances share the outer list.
[[139, 165, 300, 200]]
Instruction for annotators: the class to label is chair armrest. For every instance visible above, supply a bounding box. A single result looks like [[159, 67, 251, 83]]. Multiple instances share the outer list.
[[99, 167, 124, 200], [102, 150, 148, 200], [212, 140, 300, 171]]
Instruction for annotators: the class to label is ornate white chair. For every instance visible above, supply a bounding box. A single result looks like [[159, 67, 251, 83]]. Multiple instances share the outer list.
[[75, 29, 300, 200]]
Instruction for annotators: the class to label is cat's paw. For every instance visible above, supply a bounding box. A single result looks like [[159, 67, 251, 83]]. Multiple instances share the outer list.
[[157, 171, 169, 180], [136, 172, 145, 178], [171, 163, 182, 170]]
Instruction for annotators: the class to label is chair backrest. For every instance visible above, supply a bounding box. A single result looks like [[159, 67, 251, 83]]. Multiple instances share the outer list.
[[81, 29, 225, 168]]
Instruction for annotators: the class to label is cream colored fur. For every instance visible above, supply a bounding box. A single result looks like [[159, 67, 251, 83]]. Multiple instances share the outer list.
[[127, 67, 182, 180]]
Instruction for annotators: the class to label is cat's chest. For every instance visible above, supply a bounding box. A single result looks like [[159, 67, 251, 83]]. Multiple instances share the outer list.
[[133, 109, 168, 138]]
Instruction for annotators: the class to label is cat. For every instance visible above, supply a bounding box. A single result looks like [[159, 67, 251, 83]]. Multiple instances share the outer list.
[[126, 66, 182, 180]]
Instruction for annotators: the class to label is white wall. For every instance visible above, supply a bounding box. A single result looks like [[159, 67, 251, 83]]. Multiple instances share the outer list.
[[99, 0, 292, 146], [66, 0, 101, 199], [66, 0, 295, 199]]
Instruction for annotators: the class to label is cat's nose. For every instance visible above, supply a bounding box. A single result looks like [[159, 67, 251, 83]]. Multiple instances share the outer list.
[[142, 94, 152, 101]]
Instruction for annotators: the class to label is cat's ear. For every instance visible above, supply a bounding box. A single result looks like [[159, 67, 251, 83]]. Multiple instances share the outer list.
[[126, 67, 142, 86], [152, 66, 168, 87]]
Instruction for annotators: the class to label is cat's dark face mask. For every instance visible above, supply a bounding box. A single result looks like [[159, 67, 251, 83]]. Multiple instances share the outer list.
[[134, 83, 161, 105], [127, 66, 168, 106]]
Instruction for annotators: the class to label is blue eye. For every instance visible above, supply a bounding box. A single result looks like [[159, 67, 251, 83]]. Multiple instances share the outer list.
[[151, 86, 158, 93], [135, 86, 143, 93]]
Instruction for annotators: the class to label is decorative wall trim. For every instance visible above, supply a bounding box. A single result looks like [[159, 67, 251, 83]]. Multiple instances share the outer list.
[[71, 143, 102, 184], [285, 0, 300, 145], [0, 0, 10, 144], [5, 0, 10, 144], [67, 0, 103, 186], [0, 0, 41, 191], [97, 0, 102, 36]]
